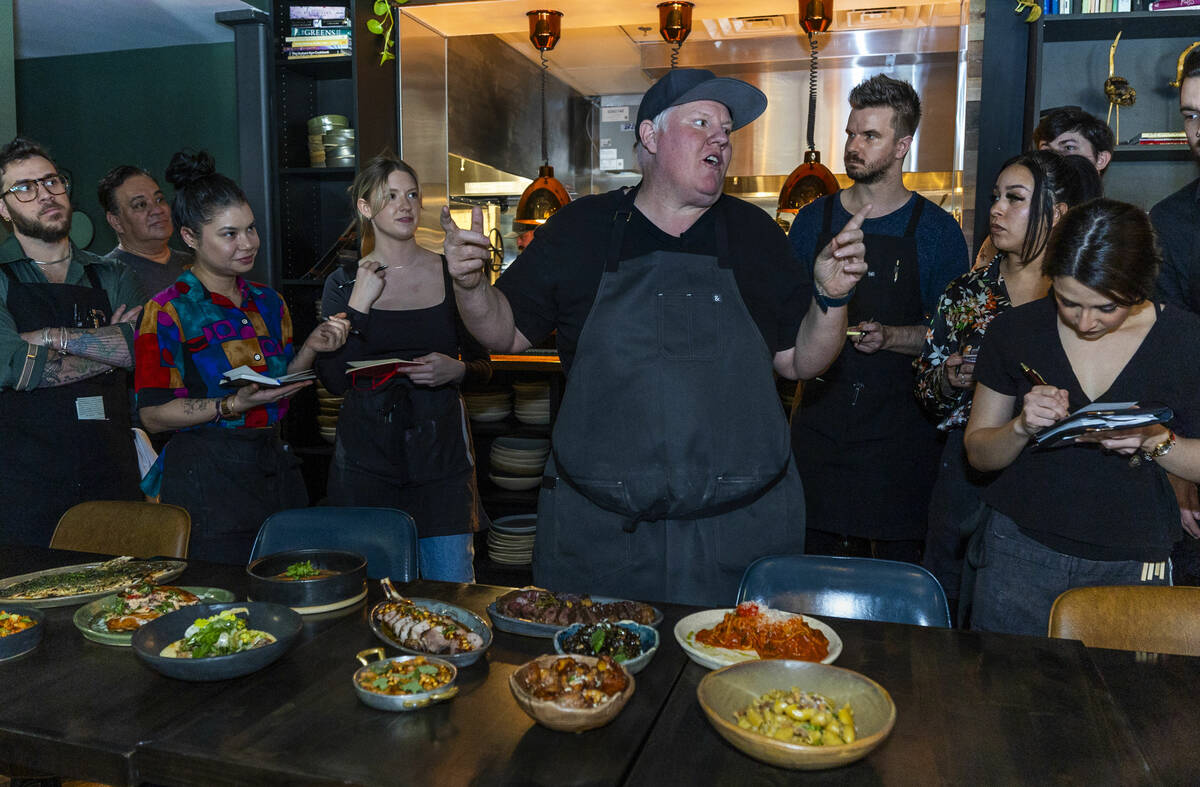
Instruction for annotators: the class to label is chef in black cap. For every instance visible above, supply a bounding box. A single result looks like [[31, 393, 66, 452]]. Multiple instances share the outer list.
[[442, 68, 869, 606]]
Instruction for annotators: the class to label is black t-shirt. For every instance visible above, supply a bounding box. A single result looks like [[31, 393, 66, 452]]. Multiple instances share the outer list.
[[975, 296, 1200, 561], [495, 188, 812, 376]]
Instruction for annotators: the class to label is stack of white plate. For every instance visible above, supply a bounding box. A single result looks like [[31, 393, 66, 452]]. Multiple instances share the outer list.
[[512, 380, 551, 425], [488, 435, 549, 491], [316, 382, 343, 444], [464, 389, 512, 423], [488, 514, 536, 565]]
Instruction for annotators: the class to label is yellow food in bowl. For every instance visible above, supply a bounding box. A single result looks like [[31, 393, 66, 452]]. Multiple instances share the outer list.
[[735, 688, 856, 746]]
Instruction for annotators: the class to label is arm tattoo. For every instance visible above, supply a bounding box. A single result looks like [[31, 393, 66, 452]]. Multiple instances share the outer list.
[[63, 326, 133, 367], [39, 354, 114, 388]]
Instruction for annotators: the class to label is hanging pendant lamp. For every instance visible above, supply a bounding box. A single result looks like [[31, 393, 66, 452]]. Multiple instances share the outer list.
[[515, 10, 570, 231], [657, 2, 693, 69], [776, 1, 839, 231]]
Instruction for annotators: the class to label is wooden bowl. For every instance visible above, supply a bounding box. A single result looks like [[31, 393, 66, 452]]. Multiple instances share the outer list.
[[697, 659, 895, 770], [509, 654, 635, 733]]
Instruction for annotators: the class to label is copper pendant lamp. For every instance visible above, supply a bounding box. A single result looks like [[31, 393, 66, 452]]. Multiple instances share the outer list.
[[515, 10, 571, 231], [776, 1, 839, 231], [657, 2, 693, 68]]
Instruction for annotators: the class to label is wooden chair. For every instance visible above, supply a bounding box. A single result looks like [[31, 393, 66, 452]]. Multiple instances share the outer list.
[[1048, 585, 1200, 656], [736, 554, 952, 628], [49, 501, 192, 559]]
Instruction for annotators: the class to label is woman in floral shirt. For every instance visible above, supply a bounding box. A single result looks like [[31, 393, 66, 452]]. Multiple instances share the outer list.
[[916, 151, 1100, 618]]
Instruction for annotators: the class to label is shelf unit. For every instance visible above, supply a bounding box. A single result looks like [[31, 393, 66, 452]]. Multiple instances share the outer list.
[[1025, 10, 1200, 211]]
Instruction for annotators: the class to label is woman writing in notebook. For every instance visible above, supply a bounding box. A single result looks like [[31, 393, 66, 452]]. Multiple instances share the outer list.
[[136, 150, 350, 564], [963, 199, 1200, 635], [318, 155, 491, 581]]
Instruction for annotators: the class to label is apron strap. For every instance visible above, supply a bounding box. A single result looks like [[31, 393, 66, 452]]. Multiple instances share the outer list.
[[550, 447, 791, 532], [83, 261, 104, 290], [820, 194, 836, 236], [607, 188, 638, 273], [903, 197, 925, 237]]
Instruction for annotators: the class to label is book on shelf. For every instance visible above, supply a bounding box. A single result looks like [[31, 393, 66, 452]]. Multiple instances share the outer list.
[[1032, 401, 1174, 448], [1131, 132, 1188, 144], [288, 5, 348, 21], [220, 366, 317, 388], [286, 48, 351, 60], [1149, 0, 1200, 9], [286, 37, 350, 46], [290, 26, 351, 36]]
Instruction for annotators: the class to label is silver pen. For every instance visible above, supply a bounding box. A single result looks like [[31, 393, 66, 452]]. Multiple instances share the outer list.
[[335, 264, 387, 289]]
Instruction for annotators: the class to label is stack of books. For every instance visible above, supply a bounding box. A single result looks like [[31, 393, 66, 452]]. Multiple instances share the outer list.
[[1130, 132, 1189, 145], [1049, 0, 1198, 10], [286, 5, 351, 60]]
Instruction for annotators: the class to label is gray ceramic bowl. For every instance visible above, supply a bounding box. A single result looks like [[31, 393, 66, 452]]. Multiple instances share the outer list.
[[246, 549, 367, 614], [0, 605, 44, 662], [352, 648, 458, 711], [553, 620, 659, 674], [131, 602, 302, 681]]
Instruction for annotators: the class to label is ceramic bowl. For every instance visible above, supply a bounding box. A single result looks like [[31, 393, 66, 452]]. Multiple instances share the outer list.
[[132, 602, 302, 682], [696, 659, 896, 770], [553, 620, 659, 675], [246, 549, 367, 614], [509, 654, 635, 732], [0, 605, 44, 662], [352, 648, 458, 711]]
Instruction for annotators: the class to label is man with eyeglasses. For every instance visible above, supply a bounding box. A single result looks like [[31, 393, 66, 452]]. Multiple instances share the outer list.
[[0, 136, 146, 548], [98, 165, 192, 298]]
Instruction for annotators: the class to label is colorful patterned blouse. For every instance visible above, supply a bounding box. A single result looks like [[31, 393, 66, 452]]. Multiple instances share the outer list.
[[134, 270, 296, 429], [914, 255, 1011, 431]]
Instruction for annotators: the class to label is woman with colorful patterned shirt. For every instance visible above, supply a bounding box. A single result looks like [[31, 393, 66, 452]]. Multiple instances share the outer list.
[[916, 151, 1099, 619], [135, 151, 349, 564]]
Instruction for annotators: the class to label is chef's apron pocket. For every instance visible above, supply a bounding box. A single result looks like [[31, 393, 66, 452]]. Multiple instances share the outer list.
[[657, 293, 724, 360], [541, 475, 634, 581]]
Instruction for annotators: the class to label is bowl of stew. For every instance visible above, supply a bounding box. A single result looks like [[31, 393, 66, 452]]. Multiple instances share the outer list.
[[246, 549, 367, 614]]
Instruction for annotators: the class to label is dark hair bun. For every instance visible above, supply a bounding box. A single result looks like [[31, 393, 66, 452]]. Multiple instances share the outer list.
[[165, 150, 217, 190]]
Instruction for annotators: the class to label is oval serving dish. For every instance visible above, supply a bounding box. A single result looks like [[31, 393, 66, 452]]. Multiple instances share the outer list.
[[131, 602, 302, 682], [368, 595, 493, 668], [352, 648, 458, 711], [246, 549, 367, 614]]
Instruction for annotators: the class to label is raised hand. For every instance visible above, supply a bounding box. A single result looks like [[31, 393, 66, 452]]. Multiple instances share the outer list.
[[347, 259, 388, 313], [441, 206, 492, 290], [813, 204, 870, 300]]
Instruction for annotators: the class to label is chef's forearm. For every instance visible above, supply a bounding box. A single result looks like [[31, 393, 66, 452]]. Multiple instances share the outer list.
[[452, 280, 530, 353], [880, 324, 926, 356], [785, 297, 849, 380]]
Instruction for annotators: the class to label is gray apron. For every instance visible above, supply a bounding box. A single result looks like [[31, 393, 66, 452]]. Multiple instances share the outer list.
[[533, 192, 805, 606]]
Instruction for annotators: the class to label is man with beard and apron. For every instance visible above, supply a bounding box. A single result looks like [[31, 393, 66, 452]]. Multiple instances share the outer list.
[[788, 75, 968, 561], [0, 138, 146, 547], [442, 70, 870, 606]]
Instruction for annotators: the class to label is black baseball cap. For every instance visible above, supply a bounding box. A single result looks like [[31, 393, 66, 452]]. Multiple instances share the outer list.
[[635, 68, 768, 131]]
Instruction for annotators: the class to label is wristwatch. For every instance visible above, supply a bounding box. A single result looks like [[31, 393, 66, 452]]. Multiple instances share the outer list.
[[220, 395, 239, 420], [1129, 430, 1176, 468], [814, 284, 854, 313]]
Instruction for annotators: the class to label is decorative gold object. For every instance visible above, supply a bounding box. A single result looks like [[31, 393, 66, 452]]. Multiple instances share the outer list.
[[1013, 0, 1041, 23], [1104, 31, 1136, 142], [1170, 42, 1200, 89], [657, 2, 694, 69]]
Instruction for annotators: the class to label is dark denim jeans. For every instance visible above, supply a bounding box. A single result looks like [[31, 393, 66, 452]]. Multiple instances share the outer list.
[[970, 509, 1171, 637]]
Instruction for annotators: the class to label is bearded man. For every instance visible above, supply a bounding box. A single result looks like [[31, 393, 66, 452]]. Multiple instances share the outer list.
[[0, 137, 146, 547], [788, 74, 969, 563]]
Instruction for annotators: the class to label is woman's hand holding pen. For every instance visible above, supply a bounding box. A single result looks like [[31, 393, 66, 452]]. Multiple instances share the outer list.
[[1014, 385, 1069, 438], [304, 312, 351, 353], [347, 259, 389, 313], [942, 351, 976, 392]]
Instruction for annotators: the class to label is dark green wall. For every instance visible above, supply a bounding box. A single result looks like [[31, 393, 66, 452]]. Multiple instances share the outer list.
[[15, 42, 242, 253]]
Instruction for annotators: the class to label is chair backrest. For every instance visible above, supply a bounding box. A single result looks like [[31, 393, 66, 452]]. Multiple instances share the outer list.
[[736, 554, 952, 628], [249, 507, 419, 581], [50, 501, 192, 559], [1049, 585, 1200, 656]]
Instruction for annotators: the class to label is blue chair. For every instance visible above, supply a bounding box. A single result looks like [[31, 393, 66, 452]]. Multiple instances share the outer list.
[[249, 507, 419, 581], [736, 555, 952, 628]]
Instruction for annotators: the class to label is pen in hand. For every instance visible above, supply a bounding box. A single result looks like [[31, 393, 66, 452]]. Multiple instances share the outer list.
[[1020, 363, 1048, 387], [336, 264, 387, 289]]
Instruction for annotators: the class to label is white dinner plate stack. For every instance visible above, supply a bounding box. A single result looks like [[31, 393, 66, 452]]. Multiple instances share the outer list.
[[316, 382, 343, 444], [512, 381, 551, 425], [464, 389, 513, 423], [488, 435, 550, 491], [488, 514, 537, 565]]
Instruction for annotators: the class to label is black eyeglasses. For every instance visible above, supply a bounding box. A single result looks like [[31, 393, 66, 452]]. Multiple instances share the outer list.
[[3, 175, 71, 203]]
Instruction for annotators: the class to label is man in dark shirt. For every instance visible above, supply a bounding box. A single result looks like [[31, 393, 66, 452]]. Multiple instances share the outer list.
[[1150, 47, 1200, 584], [98, 165, 191, 298], [440, 69, 870, 605], [1033, 106, 1115, 175]]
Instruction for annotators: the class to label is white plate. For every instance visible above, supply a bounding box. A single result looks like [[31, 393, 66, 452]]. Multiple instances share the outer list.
[[470, 410, 512, 423], [493, 436, 550, 452], [489, 551, 532, 565], [489, 473, 541, 491], [673, 608, 841, 670], [514, 414, 551, 425]]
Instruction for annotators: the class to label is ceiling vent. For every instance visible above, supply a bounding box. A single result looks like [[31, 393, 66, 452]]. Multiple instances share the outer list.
[[702, 14, 791, 40], [838, 6, 925, 29]]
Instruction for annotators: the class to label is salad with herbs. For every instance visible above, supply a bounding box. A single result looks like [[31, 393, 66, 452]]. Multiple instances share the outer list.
[[559, 621, 644, 663], [161, 608, 275, 658]]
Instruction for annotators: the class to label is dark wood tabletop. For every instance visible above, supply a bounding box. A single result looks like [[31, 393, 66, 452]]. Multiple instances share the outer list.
[[0, 547, 1195, 786]]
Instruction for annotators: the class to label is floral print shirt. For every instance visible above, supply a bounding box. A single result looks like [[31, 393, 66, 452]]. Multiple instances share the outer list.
[[915, 254, 1011, 431]]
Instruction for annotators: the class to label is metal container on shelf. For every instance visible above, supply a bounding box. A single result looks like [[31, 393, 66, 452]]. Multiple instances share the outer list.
[[308, 114, 349, 133], [326, 155, 356, 168]]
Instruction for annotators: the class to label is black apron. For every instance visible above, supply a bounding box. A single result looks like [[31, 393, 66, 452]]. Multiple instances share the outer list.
[[791, 196, 941, 541], [0, 262, 140, 547], [534, 192, 805, 606]]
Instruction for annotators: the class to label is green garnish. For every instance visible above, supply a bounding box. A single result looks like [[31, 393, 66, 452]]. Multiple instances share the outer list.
[[284, 560, 320, 579], [590, 627, 607, 653]]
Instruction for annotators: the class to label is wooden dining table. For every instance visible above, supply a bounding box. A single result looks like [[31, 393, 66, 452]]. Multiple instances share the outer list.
[[0, 546, 1195, 786]]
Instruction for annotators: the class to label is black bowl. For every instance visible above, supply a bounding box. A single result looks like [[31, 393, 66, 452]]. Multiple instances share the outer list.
[[131, 602, 302, 681], [0, 605, 44, 662], [246, 549, 367, 613]]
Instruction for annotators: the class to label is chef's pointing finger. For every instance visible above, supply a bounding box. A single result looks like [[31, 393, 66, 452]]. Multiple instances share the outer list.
[[440, 205, 459, 238]]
